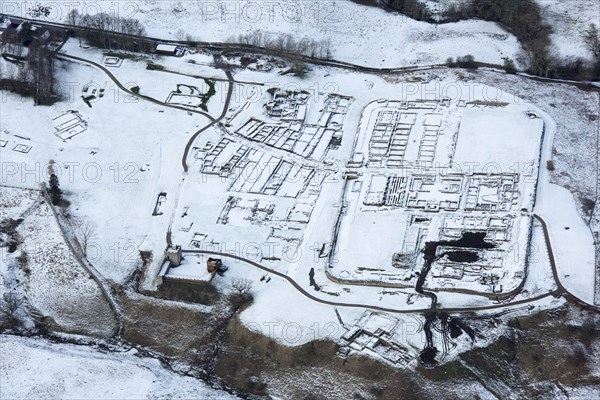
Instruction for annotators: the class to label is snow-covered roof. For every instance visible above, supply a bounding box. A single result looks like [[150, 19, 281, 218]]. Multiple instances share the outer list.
[[0, 17, 11, 30], [156, 44, 177, 53]]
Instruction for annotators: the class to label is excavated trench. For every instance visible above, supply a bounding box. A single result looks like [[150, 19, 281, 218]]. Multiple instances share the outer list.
[[417, 232, 494, 366]]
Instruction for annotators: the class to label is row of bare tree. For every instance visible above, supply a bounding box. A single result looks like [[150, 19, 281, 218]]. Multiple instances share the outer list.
[[444, 0, 550, 42], [442, 0, 599, 80], [231, 31, 332, 60], [518, 23, 600, 80], [66, 10, 152, 52], [383, 0, 432, 21], [0, 40, 56, 104]]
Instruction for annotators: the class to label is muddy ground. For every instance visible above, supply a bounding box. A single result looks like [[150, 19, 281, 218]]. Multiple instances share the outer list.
[[4, 254, 599, 400], [117, 287, 600, 399]]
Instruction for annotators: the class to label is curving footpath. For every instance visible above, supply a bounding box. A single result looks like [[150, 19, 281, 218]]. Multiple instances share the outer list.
[[183, 249, 559, 315], [40, 185, 124, 337], [534, 214, 600, 313], [181, 70, 234, 172], [57, 54, 595, 315], [44, 25, 600, 316], [57, 53, 235, 173], [6, 14, 597, 92], [180, 215, 600, 315], [56, 53, 216, 122]]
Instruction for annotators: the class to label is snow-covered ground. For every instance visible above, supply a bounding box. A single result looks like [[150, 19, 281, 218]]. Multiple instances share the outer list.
[[462, 69, 599, 304], [405, 0, 600, 63], [419, 0, 600, 62], [537, 0, 600, 62], [153, 61, 586, 356], [59, 41, 228, 117], [0, 186, 116, 337], [331, 99, 542, 296], [8, 0, 600, 67], [0, 334, 235, 399], [533, 107, 596, 303], [8, 0, 520, 67], [1, 51, 211, 283], [18, 194, 117, 337], [1, 33, 597, 371]]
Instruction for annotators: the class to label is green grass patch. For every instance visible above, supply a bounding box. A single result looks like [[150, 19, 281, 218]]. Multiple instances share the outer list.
[[202, 78, 216, 99], [200, 79, 216, 112], [169, 80, 216, 112], [104, 51, 141, 60], [146, 63, 165, 71], [419, 359, 472, 381], [467, 100, 509, 107], [175, 83, 199, 94]]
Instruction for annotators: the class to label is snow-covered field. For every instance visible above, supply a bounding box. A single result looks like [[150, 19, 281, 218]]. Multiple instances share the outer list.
[[1, 187, 116, 337], [0, 3, 598, 399], [537, 0, 600, 62], [462, 69, 599, 303], [0, 334, 235, 399], [150, 59, 591, 357], [3, 38, 596, 351], [7, 0, 600, 68], [18, 194, 117, 337], [331, 99, 542, 296], [399, 0, 600, 62], [533, 107, 596, 303], [60, 41, 228, 116], [419, 0, 600, 62], [8, 0, 520, 67], [0, 6, 597, 378], [1, 52, 211, 283]]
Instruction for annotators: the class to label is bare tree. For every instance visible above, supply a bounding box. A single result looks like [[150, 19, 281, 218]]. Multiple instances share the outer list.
[[583, 23, 600, 59], [66, 9, 80, 26], [233, 31, 330, 60], [228, 278, 254, 308], [0, 292, 23, 331], [76, 220, 97, 257], [29, 42, 56, 105], [70, 12, 149, 52], [16, 62, 30, 82], [518, 40, 559, 77], [290, 57, 308, 78], [4, 63, 17, 81], [175, 28, 186, 41], [231, 278, 253, 295]]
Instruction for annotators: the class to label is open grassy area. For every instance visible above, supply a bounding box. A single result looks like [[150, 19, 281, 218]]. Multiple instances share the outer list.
[[103, 51, 144, 61]]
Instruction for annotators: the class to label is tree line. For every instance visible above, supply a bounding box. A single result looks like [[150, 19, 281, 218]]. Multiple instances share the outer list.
[[231, 31, 332, 60], [369, 0, 600, 80], [443, 0, 599, 80], [66, 10, 154, 52], [0, 22, 57, 104], [383, 0, 432, 21]]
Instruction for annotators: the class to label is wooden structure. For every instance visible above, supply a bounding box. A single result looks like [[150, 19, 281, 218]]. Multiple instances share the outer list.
[[207, 258, 222, 273]]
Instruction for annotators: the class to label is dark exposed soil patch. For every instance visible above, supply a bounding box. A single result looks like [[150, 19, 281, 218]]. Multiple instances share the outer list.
[[309, 268, 320, 291], [154, 279, 219, 305], [445, 251, 479, 263], [417, 233, 493, 367], [0, 218, 24, 252]]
